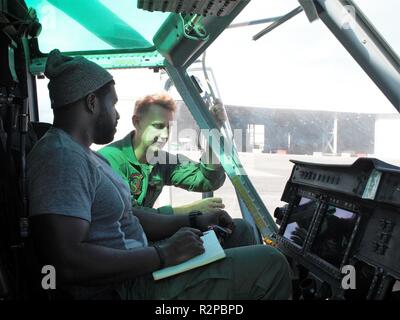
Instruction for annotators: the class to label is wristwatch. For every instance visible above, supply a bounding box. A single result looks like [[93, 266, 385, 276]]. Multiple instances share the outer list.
[[189, 211, 203, 229]]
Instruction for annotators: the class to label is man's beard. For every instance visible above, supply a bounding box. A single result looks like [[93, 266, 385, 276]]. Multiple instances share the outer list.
[[93, 110, 116, 145]]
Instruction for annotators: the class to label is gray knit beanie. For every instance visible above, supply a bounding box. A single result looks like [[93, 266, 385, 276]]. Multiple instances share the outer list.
[[45, 49, 113, 108]]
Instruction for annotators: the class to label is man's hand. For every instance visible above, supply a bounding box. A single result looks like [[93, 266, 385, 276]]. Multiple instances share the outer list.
[[189, 197, 225, 214], [196, 210, 235, 233], [209, 99, 227, 128], [158, 227, 205, 267], [290, 226, 308, 246]]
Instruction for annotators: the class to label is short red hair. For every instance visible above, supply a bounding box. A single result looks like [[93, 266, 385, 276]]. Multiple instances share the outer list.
[[134, 93, 176, 117]]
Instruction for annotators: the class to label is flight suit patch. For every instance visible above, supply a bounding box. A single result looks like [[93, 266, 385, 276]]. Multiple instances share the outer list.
[[129, 173, 143, 195]]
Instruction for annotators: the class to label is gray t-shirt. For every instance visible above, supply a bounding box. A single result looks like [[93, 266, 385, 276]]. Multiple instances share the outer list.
[[28, 127, 148, 250]]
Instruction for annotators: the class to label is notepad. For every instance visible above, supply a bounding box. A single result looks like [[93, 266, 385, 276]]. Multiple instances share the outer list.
[[152, 230, 226, 281]]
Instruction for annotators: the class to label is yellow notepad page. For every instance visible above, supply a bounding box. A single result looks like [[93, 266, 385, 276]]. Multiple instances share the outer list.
[[152, 230, 226, 281]]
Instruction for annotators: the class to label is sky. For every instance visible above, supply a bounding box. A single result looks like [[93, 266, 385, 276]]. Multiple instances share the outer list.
[[205, 0, 400, 114]]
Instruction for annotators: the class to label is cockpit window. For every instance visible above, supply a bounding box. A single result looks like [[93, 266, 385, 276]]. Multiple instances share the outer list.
[[25, 0, 169, 52], [353, 0, 400, 57], [201, 0, 400, 213]]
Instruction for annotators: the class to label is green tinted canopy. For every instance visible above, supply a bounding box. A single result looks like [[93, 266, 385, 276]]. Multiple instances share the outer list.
[[25, 0, 169, 52], [25, 0, 250, 73]]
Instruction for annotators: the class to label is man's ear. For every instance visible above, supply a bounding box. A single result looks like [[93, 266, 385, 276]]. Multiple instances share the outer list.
[[132, 114, 140, 128], [85, 93, 97, 113]]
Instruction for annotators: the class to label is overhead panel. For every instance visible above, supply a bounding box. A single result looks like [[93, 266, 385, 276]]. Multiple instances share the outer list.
[[30, 51, 165, 75], [138, 0, 239, 17]]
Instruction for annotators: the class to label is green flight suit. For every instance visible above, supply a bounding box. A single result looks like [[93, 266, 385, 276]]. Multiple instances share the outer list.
[[98, 131, 226, 215], [117, 244, 292, 300]]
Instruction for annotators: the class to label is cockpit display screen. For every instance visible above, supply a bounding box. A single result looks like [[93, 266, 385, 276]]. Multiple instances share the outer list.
[[283, 197, 318, 247], [310, 206, 358, 268]]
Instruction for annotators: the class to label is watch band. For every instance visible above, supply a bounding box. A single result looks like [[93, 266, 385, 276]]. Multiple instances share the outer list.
[[153, 244, 165, 269], [189, 211, 203, 229]]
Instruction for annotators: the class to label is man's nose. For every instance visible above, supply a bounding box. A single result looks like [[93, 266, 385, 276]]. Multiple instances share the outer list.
[[116, 110, 120, 121], [160, 127, 169, 139]]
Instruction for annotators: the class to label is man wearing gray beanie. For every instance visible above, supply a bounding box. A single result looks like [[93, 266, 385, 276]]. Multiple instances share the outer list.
[[45, 49, 114, 109], [27, 49, 292, 300]]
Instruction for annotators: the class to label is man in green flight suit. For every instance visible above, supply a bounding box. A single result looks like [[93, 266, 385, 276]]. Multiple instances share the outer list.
[[99, 93, 256, 246]]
